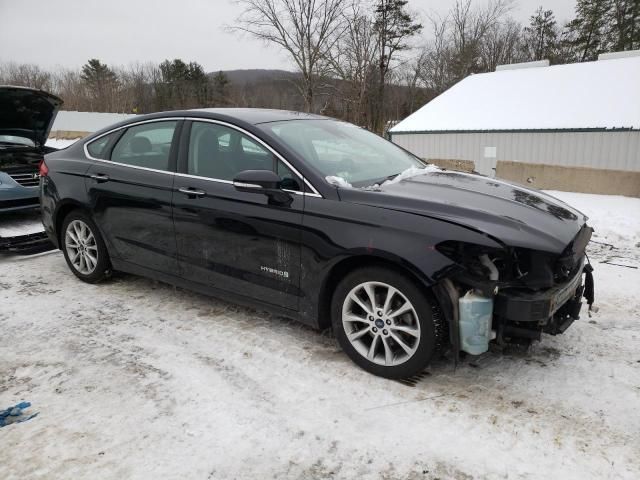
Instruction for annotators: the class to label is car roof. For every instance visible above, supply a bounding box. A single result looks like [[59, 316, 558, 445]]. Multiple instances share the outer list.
[[187, 108, 328, 125], [83, 108, 333, 144]]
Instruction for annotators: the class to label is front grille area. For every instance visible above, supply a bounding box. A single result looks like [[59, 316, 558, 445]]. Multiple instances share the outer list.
[[9, 171, 40, 187]]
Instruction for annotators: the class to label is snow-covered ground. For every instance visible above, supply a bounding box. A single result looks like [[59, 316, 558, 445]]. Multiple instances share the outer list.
[[0, 211, 44, 238], [1, 192, 639, 480], [547, 191, 640, 250]]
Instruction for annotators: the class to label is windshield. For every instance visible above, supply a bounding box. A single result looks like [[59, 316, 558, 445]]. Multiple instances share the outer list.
[[0, 135, 35, 147], [260, 120, 424, 187]]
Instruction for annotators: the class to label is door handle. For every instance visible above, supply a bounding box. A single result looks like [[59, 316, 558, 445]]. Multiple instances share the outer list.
[[178, 187, 206, 198], [90, 174, 110, 183]]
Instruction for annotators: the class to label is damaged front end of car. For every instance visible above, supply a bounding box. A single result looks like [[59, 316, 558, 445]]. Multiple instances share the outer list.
[[432, 224, 594, 358]]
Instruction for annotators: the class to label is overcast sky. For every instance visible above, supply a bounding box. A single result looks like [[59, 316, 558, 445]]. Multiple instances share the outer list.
[[0, 0, 576, 72]]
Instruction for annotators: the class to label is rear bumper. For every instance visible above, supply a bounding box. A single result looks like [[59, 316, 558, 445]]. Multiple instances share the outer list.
[[494, 260, 586, 325], [0, 183, 39, 212]]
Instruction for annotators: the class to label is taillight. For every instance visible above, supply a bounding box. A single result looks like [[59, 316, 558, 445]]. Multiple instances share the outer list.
[[39, 159, 49, 177]]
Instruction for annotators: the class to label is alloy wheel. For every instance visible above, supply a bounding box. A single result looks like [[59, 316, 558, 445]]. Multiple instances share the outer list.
[[341, 281, 421, 366], [65, 219, 99, 275]]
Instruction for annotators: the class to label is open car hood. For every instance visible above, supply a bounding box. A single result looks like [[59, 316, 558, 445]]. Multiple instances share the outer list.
[[0, 86, 63, 148], [339, 169, 588, 254]]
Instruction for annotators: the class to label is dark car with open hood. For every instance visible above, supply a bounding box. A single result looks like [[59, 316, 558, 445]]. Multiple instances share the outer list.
[[40, 109, 595, 379], [0, 85, 62, 212]]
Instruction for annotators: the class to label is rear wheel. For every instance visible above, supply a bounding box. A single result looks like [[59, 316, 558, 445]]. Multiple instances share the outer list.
[[332, 267, 443, 379], [61, 211, 111, 283]]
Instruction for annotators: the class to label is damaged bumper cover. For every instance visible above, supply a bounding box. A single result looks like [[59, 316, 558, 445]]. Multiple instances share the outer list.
[[494, 258, 587, 324], [434, 225, 595, 355]]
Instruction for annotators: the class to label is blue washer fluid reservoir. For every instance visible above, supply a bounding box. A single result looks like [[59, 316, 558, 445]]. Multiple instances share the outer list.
[[458, 291, 493, 355]]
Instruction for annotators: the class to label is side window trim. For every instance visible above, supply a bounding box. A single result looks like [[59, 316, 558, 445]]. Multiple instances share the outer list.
[[178, 118, 320, 197], [167, 120, 183, 173], [104, 128, 126, 160]]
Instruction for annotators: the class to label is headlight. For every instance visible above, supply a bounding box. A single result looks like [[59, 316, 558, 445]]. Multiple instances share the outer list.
[[436, 241, 508, 277]]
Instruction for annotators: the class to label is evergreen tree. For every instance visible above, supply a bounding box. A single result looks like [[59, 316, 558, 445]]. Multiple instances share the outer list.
[[157, 59, 210, 108], [80, 59, 118, 111], [372, 0, 422, 133], [609, 0, 640, 51], [566, 0, 612, 61], [522, 7, 559, 61]]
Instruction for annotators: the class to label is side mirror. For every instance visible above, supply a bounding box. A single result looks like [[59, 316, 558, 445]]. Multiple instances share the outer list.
[[233, 169, 292, 206], [233, 169, 281, 191]]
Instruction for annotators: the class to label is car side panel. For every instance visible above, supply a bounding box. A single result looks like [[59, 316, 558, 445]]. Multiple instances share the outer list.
[[296, 195, 504, 325], [172, 178, 303, 310], [84, 162, 178, 274]]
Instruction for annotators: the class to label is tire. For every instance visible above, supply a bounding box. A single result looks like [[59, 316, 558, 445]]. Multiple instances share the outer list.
[[61, 210, 111, 284], [332, 267, 444, 379]]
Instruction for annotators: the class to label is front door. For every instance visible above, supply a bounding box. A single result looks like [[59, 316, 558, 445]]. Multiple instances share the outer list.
[[85, 120, 181, 274], [172, 120, 304, 310]]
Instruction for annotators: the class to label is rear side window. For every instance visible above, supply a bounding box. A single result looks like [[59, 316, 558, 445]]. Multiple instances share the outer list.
[[110, 121, 178, 171], [86, 131, 119, 159]]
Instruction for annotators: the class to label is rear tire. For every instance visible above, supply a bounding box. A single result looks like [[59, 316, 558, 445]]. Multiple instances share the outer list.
[[61, 211, 111, 284], [332, 267, 443, 379]]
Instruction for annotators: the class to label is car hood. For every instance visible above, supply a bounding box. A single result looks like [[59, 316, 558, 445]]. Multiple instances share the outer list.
[[338, 169, 588, 254], [0, 86, 63, 148]]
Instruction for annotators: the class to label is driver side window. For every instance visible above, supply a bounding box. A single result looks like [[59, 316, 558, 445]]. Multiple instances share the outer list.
[[187, 121, 302, 191]]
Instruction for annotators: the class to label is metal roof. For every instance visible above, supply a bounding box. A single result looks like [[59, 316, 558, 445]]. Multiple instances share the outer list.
[[391, 53, 640, 133]]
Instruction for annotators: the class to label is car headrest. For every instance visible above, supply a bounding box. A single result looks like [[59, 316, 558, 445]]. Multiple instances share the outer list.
[[130, 136, 152, 154], [197, 133, 220, 157]]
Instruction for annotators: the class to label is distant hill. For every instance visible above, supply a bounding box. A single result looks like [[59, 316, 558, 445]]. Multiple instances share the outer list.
[[209, 69, 298, 85]]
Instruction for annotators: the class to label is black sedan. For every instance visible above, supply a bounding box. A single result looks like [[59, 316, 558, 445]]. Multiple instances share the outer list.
[[40, 109, 594, 378]]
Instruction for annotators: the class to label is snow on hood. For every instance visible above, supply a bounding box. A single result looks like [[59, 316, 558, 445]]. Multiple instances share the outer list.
[[326, 176, 353, 188], [326, 165, 441, 190], [382, 165, 442, 186]]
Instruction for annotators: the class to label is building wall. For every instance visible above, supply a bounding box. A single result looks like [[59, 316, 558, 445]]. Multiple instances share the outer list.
[[391, 130, 640, 177], [392, 131, 640, 197], [51, 111, 137, 137], [496, 161, 640, 197]]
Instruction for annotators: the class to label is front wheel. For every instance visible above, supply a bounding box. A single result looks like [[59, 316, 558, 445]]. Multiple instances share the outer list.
[[332, 267, 444, 379], [61, 211, 111, 283]]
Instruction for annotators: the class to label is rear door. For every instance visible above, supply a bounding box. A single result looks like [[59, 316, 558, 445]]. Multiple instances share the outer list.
[[172, 120, 305, 310], [85, 120, 181, 274]]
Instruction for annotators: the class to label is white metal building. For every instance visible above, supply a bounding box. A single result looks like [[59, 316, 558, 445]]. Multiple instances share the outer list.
[[50, 111, 137, 138], [389, 51, 640, 196]]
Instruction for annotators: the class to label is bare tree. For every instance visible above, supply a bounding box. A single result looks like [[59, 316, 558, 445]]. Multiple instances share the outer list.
[[417, 0, 514, 95], [450, 0, 512, 77], [232, 0, 347, 112], [51, 67, 87, 111], [116, 62, 159, 113], [417, 14, 457, 95], [327, 3, 377, 125], [0, 62, 53, 90], [480, 18, 523, 71]]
